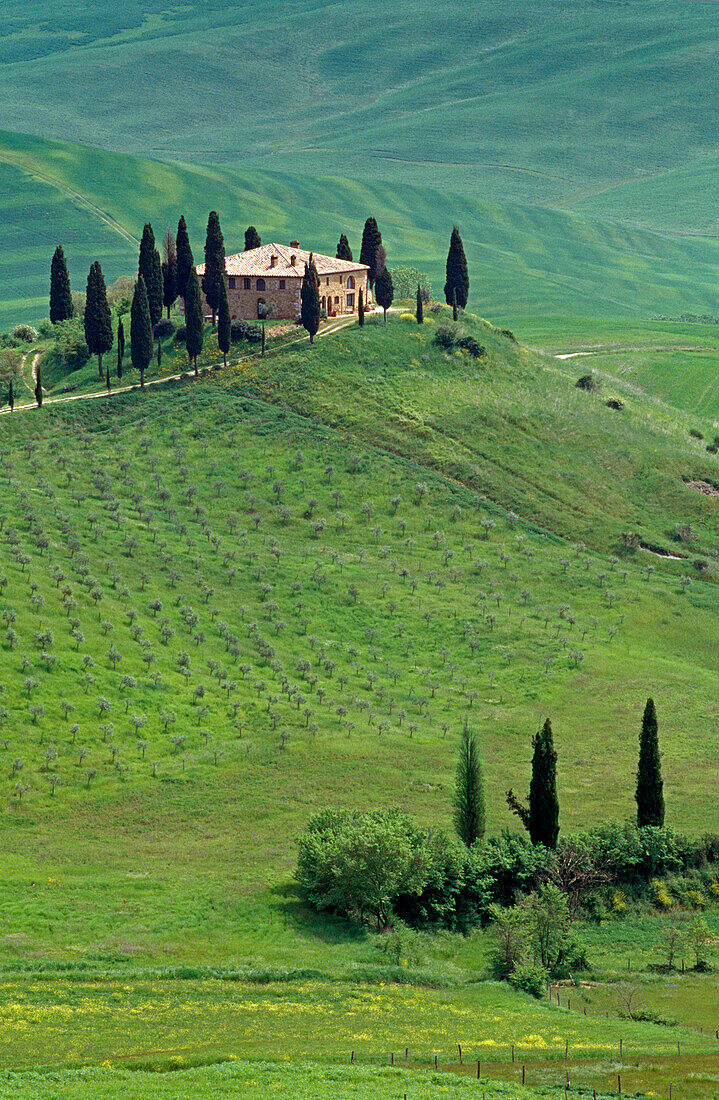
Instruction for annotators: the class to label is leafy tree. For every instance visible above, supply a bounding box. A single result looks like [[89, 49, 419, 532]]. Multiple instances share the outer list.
[[360, 217, 382, 289], [217, 273, 231, 367], [34, 364, 43, 407], [336, 233, 353, 261], [84, 261, 113, 379], [300, 255, 321, 344], [297, 808, 429, 929], [202, 210, 226, 325], [130, 275, 153, 389], [636, 697, 664, 827], [138, 223, 163, 327], [454, 721, 485, 845], [358, 287, 365, 327], [244, 225, 261, 251], [416, 284, 424, 324], [391, 265, 431, 301], [444, 225, 469, 309], [175, 215, 194, 305], [162, 227, 178, 318], [375, 266, 394, 321], [184, 266, 204, 374], [50, 245, 73, 323]]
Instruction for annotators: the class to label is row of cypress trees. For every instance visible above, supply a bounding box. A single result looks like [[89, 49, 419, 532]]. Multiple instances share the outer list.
[[455, 698, 666, 850]]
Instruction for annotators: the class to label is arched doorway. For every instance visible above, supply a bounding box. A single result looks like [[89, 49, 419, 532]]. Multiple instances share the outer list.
[[257, 298, 266, 319]]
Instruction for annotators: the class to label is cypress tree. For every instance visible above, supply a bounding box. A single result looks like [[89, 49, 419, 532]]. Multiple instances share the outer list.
[[84, 261, 113, 379], [162, 228, 178, 319], [34, 364, 43, 407], [416, 284, 424, 324], [336, 233, 353, 261], [300, 255, 321, 344], [453, 287, 458, 322], [175, 216, 194, 305], [106, 364, 111, 392], [528, 719, 559, 849], [244, 225, 261, 251], [444, 226, 469, 309], [184, 267, 204, 375], [358, 287, 365, 326], [375, 266, 394, 322], [138, 224, 163, 327], [130, 275, 153, 389], [117, 317, 124, 379], [636, 698, 664, 827], [202, 211, 226, 326], [50, 245, 73, 324], [8, 378, 13, 412], [217, 273, 231, 368], [360, 217, 382, 289], [453, 721, 486, 846]]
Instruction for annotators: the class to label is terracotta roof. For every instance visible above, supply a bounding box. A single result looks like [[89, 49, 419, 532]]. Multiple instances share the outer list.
[[196, 242, 368, 279]]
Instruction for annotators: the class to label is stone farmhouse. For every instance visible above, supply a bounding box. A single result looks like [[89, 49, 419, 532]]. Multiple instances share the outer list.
[[195, 241, 371, 321]]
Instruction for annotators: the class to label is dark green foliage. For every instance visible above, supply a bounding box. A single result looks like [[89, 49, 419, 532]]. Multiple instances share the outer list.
[[83, 261, 113, 379], [453, 722, 485, 845], [34, 364, 43, 407], [217, 274, 230, 367], [7, 377, 13, 411], [375, 267, 394, 321], [359, 217, 382, 288], [129, 275, 153, 388], [117, 317, 125, 359], [636, 697, 665, 827], [444, 226, 469, 309], [336, 233, 353, 261], [358, 287, 364, 326], [50, 245, 73, 324], [175, 216, 194, 304], [230, 320, 263, 343], [452, 287, 458, 322], [433, 324, 484, 357], [105, 364, 110, 391], [202, 211, 226, 325], [416, 284, 423, 324], [528, 719, 560, 849], [138, 223, 163, 327], [162, 252, 177, 319], [184, 267, 204, 374], [300, 256, 321, 344], [244, 226, 261, 251]]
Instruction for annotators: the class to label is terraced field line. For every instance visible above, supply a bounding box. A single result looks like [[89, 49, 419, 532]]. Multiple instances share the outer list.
[[1, 314, 357, 415], [0, 150, 140, 247]]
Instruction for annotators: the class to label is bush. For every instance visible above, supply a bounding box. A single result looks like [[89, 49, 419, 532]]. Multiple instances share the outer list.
[[173, 326, 187, 344], [390, 265, 432, 302], [498, 328, 518, 343], [55, 318, 90, 371], [689, 428, 704, 440], [230, 320, 262, 343], [153, 319, 176, 339], [576, 373, 599, 392], [434, 324, 457, 349], [456, 334, 485, 358], [12, 323, 38, 343], [37, 319, 54, 338], [508, 963, 547, 998]]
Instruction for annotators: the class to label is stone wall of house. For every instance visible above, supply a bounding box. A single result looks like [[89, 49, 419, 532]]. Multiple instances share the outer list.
[[198, 268, 370, 321]]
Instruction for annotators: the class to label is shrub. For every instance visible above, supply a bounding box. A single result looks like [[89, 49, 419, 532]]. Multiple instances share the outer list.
[[576, 373, 599, 392], [56, 318, 90, 371], [689, 428, 704, 440], [508, 963, 547, 998], [606, 398, 624, 410], [12, 323, 38, 343], [173, 325, 187, 344], [434, 324, 457, 349], [153, 318, 176, 339], [456, 334, 485, 358], [37, 319, 54, 338], [230, 320, 262, 343], [399, 312, 416, 322], [498, 328, 518, 343]]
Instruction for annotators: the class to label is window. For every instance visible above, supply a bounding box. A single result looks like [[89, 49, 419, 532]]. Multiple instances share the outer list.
[[256, 278, 266, 291], [279, 279, 286, 289], [243, 278, 251, 290], [339, 275, 343, 285], [228, 276, 236, 289], [347, 276, 355, 289], [346, 293, 355, 310], [334, 296, 339, 304], [326, 278, 330, 286]]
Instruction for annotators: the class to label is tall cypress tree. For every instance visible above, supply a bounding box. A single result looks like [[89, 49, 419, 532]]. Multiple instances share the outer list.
[[138, 224, 163, 327], [84, 261, 113, 379], [358, 287, 365, 327], [8, 378, 13, 412], [416, 284, 424, 324], [244, 225, 261, 251], [528, 719, 559, 848], [360, 217, 382, 289], [217, 273, 231, 368], [636, 698, 665, 827], [162, 228, 178, 319], [130, 275, 153, 389], [175, 216, 194, 305], [444, 226, 469, 309], [202, 211, 226, 326], [34, 364, 43, 407], [375, 267, 394, 322], [336, 233, 353, 261], [117, 317, 125, 379], [185, 267, 204, 375], [301, 256, 321, 344], [454, 721, 486, 846], [50, 245, 73, 324]]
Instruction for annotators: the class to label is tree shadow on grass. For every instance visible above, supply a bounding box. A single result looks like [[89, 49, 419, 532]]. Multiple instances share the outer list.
[[268, 881, 368, 946]]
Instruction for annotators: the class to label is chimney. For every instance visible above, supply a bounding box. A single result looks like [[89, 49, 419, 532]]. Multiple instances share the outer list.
[[270, 254, 277, 268], [290, 254, 296, 266]]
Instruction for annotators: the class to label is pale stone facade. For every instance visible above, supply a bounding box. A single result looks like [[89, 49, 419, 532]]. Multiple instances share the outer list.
[[194, 241, 371, 321]]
